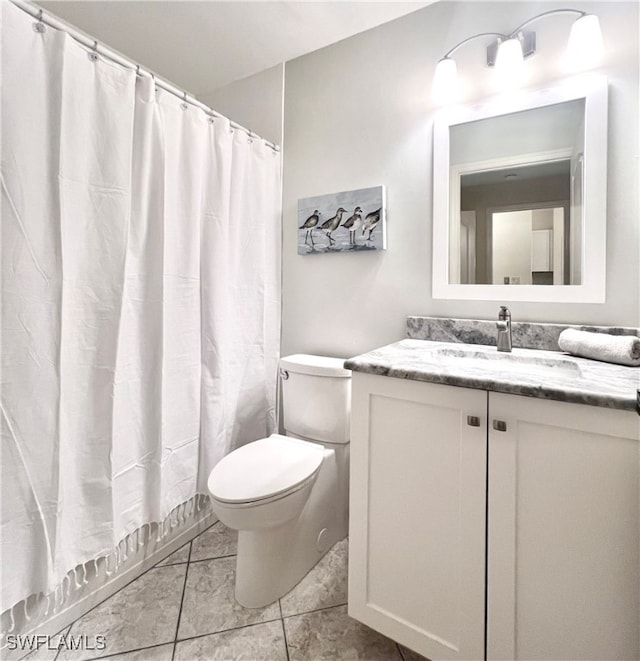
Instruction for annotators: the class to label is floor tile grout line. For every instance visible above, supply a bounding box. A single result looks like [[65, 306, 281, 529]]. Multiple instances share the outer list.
[[155, 520, 220, 567], [51, 625, 69, 661], [278, 600, 291, 661], [170, 601, 350, 648], [282, 618, 291, 661], [281, 601, 348, 621], [171, 541, 193, 661], [89, 640, 175, 661], [174, 614, 283, 645], [155, 560, 190, 567], [187, 552, 237, 565], [158, 550, 238, 567]]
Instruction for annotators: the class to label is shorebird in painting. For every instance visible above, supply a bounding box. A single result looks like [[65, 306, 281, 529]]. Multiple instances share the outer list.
[[341, 206, 363, 245], [299, 209, 321, 246], [362, 208, 381, 241], [321, 207, 347, 246]]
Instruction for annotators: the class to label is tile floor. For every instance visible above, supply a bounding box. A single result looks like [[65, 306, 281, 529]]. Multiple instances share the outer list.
[[25, 523, 427, 661]]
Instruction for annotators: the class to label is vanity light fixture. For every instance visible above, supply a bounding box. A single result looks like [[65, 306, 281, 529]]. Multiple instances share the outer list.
[[431, 55, 459, 105], [431, 9, 604, 102], [566, 13, 605, 70], [493, 35, 526, 87]]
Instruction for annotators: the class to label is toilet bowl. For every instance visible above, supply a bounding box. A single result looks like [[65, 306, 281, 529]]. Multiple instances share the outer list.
[[207, 354, 351, 608]]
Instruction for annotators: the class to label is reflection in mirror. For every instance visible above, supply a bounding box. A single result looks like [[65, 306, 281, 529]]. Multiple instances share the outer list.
[[450, 99, 584, 286], [461, 161, 573, 285], [432, 76, 608, 303], [491, 206, 565, 285]]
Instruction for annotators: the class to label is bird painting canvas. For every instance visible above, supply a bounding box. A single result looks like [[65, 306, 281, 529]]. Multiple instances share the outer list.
[[297, 185, 386, 254]]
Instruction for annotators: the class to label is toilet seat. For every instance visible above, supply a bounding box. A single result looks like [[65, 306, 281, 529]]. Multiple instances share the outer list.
[[207, 434, 324, 506]]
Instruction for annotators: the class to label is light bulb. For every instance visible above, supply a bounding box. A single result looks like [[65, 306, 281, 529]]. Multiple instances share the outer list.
[[566, 14, 604, 71], [431, 57, 458, 105], [494, 37, 525, 87]]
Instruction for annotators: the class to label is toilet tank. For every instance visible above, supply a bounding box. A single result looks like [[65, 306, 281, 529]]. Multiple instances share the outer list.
[[279, 354, 351, 445]]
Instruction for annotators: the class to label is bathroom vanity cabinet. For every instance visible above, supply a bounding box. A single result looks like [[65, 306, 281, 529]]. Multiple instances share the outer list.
[[348, 372, 640, 661]]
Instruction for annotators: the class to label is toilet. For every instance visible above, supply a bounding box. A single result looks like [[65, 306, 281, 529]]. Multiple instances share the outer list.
[[207, 354, 351, 608]]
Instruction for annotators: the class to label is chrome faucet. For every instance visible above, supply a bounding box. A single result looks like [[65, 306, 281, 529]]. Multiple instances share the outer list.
[[496, 306, 512, 353]]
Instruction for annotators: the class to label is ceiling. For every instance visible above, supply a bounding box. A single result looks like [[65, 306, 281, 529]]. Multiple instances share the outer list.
[[461, 159, 571, 187], [38, 1, 431, 97]]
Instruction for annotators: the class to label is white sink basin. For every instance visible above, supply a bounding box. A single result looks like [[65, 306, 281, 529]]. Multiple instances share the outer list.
[[430, 345, 582, 377]]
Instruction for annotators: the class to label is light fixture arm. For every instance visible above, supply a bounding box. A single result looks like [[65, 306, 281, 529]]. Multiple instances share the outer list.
[[508, 8, 587, 38], [432, 8, 604, 103], [440, 9, 592, 62]]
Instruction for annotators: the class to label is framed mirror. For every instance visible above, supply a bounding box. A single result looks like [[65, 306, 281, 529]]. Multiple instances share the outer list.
[[432, 75, 607, 302]]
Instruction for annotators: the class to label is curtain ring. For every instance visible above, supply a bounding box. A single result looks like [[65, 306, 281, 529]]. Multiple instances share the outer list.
[[88, 40, 99, 62], [248, 130, 254, 144], [207, 113, 215, 125], [33, 9, 46, 33], [180, 91, 188, 111], [136, 64, 140, 76]]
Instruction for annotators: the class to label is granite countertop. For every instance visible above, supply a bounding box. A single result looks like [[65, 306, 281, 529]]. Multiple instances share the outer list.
[[344, 339, 640, 411]]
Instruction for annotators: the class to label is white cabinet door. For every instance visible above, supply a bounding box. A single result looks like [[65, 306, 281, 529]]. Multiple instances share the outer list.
[[349, 373, 487, 660], [487, 393, 640, 660]]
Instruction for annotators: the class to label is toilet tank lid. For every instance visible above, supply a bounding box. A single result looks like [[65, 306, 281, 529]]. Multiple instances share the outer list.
[[280, 354, 351, 378]]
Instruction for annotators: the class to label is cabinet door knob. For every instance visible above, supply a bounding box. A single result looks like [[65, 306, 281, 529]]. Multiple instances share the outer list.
[[467, 415, 481, 427], [493, 419, 507, 432]]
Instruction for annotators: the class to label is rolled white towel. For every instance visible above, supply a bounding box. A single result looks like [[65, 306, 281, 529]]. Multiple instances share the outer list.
[[558, 328, 640, 366]]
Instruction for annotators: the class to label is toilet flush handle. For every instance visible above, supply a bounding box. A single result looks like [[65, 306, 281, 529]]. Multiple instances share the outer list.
[[279, 368, 289, 380]]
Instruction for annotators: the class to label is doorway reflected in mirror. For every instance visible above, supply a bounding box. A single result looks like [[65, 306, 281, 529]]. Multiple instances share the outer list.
[[458, 160, 576, 285]]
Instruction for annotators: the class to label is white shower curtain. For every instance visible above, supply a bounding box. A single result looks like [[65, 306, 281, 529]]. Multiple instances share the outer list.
[[1, 1, 281, 619]]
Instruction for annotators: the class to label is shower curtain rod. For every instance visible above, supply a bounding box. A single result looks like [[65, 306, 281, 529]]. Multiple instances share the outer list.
[[9, 0, 280, 153]]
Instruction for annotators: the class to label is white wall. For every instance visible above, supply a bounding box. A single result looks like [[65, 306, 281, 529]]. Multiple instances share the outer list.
[[282, 1, 639, 358], [199, 64, 284, 146], [493, 211, 532, 285]]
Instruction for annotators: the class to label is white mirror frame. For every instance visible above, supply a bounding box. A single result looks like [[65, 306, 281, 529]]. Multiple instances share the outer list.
[[432, 75, 608, 302]]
